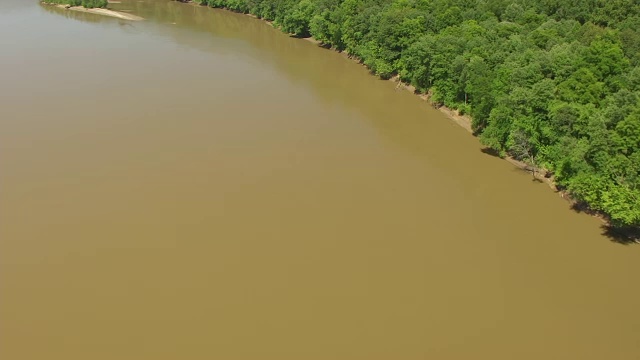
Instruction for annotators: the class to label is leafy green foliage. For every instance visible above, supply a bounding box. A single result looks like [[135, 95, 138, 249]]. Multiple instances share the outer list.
[[193, 0, 640, 228]]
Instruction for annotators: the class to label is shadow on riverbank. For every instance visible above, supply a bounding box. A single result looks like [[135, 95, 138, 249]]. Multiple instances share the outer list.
[[600, 225, 640, 245]]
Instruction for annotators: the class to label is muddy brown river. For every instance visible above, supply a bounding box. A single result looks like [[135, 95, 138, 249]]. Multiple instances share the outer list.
[[1, 1, 639, 359]]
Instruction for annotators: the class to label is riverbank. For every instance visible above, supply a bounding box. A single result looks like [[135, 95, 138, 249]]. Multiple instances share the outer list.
[[177, 1, 637, 241], [42, 2, 143, 20], [183, 5, 558, 183]]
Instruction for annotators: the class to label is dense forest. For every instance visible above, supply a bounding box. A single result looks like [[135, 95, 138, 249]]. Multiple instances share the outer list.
[[45, 0, 108, 8], [192, 0, 640, 230]]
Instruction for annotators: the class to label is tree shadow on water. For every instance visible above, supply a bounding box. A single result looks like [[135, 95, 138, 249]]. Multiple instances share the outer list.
[[600, 225, 640, 245], [480, 147, 501, 157], [480, 146, 639, 246], [570, 202, 640, 245]]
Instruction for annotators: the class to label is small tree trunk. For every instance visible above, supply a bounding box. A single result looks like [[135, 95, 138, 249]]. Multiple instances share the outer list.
[[530, 155, 536, 179]]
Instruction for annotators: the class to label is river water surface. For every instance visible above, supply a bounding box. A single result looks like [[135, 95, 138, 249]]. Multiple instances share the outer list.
[[1, 1, 639, 359]]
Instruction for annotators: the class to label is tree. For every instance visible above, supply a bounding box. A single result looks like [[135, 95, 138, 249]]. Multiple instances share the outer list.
[[510, 128, 540, 179], [281, 0, 315, 36]]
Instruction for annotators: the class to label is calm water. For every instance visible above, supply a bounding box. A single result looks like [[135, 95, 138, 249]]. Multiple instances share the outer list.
[[1, 1, 639, 359]]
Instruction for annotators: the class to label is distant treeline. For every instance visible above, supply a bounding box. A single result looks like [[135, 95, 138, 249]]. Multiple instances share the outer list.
[[191, 0, 640, 229], [45, 0, 108, 8]]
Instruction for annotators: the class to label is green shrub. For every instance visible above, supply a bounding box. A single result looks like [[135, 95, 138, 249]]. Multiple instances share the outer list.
[[45, 0, 108, 9]]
